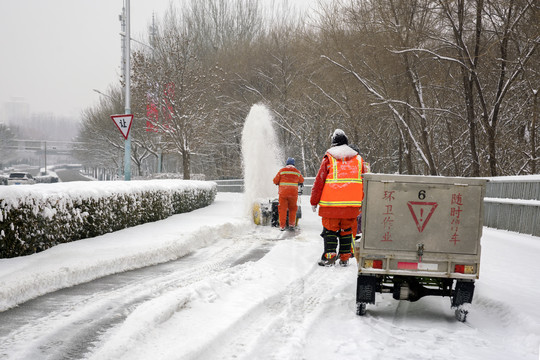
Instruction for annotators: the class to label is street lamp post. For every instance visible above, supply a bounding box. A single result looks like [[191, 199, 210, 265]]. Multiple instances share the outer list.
[[96, 1, 133, 181], [123, 0, 132, 181], [92, 89, 113, 100]]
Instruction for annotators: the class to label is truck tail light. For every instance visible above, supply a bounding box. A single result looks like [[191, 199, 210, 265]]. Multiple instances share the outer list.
[[454, 264, 474, 274], [364, 259, 383, 269]]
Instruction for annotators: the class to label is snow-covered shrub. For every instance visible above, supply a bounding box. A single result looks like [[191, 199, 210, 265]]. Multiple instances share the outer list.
[[135, 173, 206, 181], [0, 180, 217, 258]]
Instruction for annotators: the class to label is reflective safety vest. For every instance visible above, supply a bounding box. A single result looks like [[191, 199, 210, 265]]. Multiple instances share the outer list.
[[274, 166, 304, 197], [319, 154, 364, 207], [278, 171, 302, 187]]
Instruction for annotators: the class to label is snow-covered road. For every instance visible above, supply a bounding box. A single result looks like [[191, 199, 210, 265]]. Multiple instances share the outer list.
[[0, 193, 539, 360], [0, 231, 276, 359]]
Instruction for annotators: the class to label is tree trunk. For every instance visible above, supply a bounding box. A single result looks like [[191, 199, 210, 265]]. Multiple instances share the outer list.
[[532, 90, 538, 174], [420, 124, 437, 175], [398, 135, 403, 174], [182, 150, 191, 180], [454, 0, 481, 176], [486, 124, 497, 176], [445, 118, 460, 176], [462, 75, 480, 177]]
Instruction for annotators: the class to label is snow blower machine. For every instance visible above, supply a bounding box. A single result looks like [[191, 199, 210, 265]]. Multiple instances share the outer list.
[[252, 184, 303, 228]]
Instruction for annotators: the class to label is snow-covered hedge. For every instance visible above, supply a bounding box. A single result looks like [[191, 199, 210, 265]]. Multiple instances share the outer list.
[[0, 180, 217, 258]]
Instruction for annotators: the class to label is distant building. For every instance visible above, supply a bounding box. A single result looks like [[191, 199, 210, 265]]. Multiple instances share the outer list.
[[2, 98, 30, 127], [1, 98, 79, 168]]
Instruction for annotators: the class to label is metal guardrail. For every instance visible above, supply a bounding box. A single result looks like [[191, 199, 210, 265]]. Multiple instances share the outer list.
[[214, 176, 540, 236], [484, 198, 539, 236], [486, 179, 540, 200], [214, 178, 315, 195], [483, 177, 540, 236], [214, 179, 245, 193]]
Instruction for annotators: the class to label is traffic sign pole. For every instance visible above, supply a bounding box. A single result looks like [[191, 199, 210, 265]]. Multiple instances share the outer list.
[[124, 0, 131, 181]]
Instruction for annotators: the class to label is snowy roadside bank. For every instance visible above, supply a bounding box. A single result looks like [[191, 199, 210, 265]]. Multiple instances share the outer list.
[[0, 193, 249, 311]]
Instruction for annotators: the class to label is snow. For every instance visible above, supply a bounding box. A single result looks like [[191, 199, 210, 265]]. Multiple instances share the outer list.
[[3, 108, 540, 359], [327, 144, 358, 159], [2, 101, 540, 359], [332, 128, 346, 138], [241, 104, 282, 215], [0, 179, 214, 205], [484, 197, 540, 207], [0, 189, 235, 312], [0, 191, 539, 359], [486, 174, 540, 182]]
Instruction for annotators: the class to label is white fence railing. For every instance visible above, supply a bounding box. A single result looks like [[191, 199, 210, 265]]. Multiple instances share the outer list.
[[483, 176, 540, 236], [214, 175, 540, 236], [214, 177, 315, 195]]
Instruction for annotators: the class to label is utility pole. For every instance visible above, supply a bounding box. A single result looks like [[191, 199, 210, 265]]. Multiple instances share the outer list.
[[120, 0, 132, 180], [44, 141, 47, 175], [151, 13, 162, 173]]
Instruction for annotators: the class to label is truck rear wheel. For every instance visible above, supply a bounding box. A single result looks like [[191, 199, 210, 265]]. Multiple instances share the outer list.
[[356, 302, 367, 316], [455, 307, 468, 322]]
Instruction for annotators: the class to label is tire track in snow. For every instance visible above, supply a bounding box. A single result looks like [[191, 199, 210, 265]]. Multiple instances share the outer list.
[[0, 233, 274, 360], [347, 293, 513, 360], [185, 259, 356, 360]]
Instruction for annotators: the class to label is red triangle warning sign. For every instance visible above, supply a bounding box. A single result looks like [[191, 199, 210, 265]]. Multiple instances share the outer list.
[[111, 114, 134, 140], [407, 201, 438, 232]]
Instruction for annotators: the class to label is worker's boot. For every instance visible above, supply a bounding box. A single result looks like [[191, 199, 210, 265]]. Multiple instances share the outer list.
[[318, 228, 339, 266], [339, 253, 352, 266], [338, 231, 353, 266], [318, 252, 337, 266]]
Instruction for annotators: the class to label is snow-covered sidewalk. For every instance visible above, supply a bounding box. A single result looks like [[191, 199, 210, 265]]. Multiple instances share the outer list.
[[1, 192, 539, 360], [0, 192, 248, 311]]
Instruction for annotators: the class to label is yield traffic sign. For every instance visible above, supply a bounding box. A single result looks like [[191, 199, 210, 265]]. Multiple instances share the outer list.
[[111, 114, 134, 140], [407, 201, 438, 233]]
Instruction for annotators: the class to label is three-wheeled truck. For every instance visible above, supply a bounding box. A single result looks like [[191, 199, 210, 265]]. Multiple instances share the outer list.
[[354, 174, 487, 322]]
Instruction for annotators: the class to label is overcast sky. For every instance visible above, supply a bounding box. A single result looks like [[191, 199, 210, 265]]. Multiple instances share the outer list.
[[0, 0, 316, 120]]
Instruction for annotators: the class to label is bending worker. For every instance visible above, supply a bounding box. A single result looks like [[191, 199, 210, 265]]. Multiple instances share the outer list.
[[273, 157, 304, 230], [310, 129, 369, 266]]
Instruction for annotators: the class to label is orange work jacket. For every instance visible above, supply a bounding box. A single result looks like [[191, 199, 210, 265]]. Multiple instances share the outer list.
[[319, 153, 364, 208], [273, 165, 304, 197]]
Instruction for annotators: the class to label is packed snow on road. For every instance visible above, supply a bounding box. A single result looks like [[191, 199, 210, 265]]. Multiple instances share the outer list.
[[2, 105, 539, 359], [0, 191, 539, 360]]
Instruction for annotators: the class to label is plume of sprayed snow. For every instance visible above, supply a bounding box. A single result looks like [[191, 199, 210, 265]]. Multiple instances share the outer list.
[[241, 104, 282, 215]]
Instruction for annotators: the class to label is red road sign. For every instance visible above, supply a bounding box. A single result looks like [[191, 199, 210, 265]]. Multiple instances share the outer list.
[[111, 114, 134, 140], [407, 201, 438, 232]]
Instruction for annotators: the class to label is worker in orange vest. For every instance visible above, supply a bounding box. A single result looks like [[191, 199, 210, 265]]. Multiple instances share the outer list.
[[310, 129, 369, 266], [273, 157, 304, 230]]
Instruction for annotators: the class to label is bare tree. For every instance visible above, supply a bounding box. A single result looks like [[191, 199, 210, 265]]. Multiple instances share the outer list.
[[316, 0, 441, 175], [76, 86, 126, 178], [435, 0, 540, 176], [77, 0, 540, 179]]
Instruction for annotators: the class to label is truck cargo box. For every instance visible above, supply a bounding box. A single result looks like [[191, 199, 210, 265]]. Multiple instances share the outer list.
[[354, 174, 487, 321]]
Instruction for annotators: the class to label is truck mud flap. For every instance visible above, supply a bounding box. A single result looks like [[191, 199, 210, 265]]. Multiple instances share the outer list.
[[356, 275, 377, 304], [452, 280, 475, 307]]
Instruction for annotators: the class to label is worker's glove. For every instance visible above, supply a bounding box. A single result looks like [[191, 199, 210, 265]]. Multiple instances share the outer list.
[[312, 205, 317, 212]]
